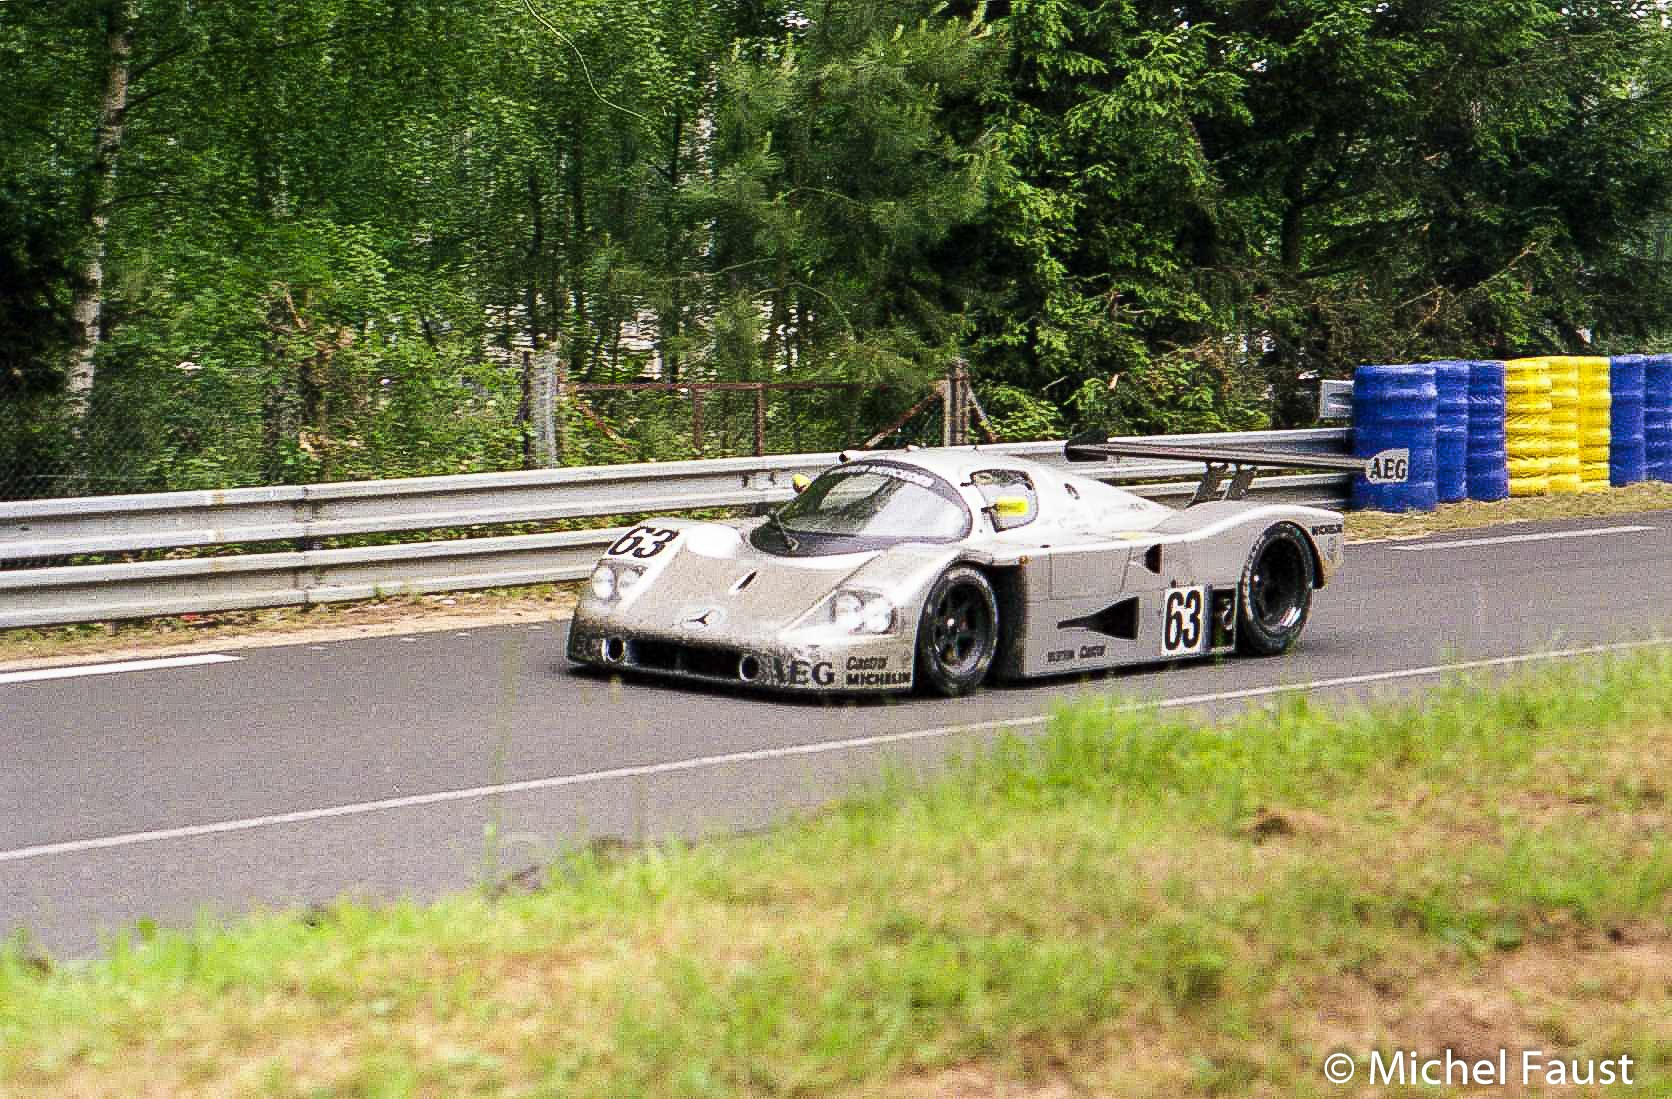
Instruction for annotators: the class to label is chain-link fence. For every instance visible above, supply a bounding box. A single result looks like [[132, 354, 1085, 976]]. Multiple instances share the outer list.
[[0, 382, 525, 501], [0, 367, 943, 501]]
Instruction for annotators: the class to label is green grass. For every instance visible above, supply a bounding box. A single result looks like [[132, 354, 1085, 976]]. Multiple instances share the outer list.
[[4, 652, 1671, 1097]]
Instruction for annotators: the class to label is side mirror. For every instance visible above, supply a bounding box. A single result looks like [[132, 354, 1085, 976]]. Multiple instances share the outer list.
[[791, 474, 811, 494]]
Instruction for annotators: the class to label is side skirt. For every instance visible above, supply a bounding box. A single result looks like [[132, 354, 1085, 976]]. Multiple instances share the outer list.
[[1013, 585, 1239, 679]]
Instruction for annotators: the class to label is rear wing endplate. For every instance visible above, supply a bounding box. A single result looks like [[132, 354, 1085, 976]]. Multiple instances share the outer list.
[[1064, 430, 1405, 505]]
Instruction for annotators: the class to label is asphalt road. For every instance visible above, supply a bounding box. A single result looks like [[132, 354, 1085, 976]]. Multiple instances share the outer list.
[[3, 512, 1669, 956]]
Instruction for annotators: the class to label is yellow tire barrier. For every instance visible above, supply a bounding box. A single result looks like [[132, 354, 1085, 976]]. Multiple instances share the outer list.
[[1505, 357, 1551, 496], [1544, 356, 1582, 494], [1576, 356, 1612, 493]]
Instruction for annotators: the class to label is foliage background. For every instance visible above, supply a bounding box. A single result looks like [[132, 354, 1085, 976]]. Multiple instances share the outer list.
[[4, 0, 1672, 497]]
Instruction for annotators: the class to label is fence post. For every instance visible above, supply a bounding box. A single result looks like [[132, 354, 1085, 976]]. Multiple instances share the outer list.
[[691, 388, 704, 455], [956, 359, 972, 445], [554, 353, 569, 465], [532, 349, 558, 468], [754, 383, 767, 456], [518, 350, 535, 470], [944, 359, 973, 446]]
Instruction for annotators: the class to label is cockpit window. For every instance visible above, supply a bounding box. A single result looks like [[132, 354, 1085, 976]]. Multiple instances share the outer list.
[[970, 468, 1038, 531], [751, 461, 970, 555]]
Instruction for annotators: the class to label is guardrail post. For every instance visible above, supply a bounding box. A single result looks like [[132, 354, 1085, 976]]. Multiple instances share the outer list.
[[298, 487, 321, 553]]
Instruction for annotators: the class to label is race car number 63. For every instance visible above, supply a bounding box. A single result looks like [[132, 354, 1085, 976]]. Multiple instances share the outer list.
[[608, 525, 679, 559], [1162, 587, 1206, 654]]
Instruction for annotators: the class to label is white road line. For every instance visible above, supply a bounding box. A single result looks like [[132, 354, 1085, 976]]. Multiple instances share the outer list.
[[0, 637, 1666, 865], [0, 654, 242, 686], [1387, 525, 1656, 551]]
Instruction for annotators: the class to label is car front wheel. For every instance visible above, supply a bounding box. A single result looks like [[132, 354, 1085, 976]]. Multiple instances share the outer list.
[[915, 565, 999, 696]]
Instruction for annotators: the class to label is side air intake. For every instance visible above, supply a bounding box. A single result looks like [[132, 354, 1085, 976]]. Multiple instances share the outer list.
[[1059, 596, 1140, 640]]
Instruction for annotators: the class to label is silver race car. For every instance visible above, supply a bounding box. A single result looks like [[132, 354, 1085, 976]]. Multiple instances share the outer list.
[[568, 435, 1390, 695]]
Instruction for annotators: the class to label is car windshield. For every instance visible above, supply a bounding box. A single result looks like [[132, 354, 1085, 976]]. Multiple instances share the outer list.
[[751, 461, 970, 555]]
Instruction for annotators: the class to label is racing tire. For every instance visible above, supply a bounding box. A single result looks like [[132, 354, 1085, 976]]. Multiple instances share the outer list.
[[1235, 523, 1315, 656], [915, 565, 999, 696]]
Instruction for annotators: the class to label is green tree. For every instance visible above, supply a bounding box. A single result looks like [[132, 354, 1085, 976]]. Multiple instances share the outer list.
[[967, 0, 1256, 431], [696, 2, 1002, 387]]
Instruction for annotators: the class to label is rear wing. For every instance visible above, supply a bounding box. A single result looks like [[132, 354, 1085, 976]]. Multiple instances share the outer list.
[[1064, 430, 1406, 505]]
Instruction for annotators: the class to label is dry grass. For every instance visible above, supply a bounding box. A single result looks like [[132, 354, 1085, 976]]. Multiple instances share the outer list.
[[1347, 481, 1672, 542], [0, 584, 579, 671]]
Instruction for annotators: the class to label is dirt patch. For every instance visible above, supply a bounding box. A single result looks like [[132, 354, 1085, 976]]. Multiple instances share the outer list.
[[1240, 806, 1344, 845], [879, 1067, 1080, 1099], [1343, 930, 1671, 1091], [867, 932, 1672, 1099]]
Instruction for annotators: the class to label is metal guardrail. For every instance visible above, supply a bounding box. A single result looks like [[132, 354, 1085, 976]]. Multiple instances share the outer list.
[[0, 430, 1350, 629]]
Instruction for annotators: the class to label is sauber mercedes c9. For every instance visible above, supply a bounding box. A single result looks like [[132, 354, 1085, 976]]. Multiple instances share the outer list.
[[567, 435, 1395, 696]]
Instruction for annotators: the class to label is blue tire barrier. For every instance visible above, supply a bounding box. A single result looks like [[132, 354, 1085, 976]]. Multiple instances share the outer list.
[[1464, 360, 1510, 502], [1434, 361, 1469, 503], [1609, 355, 1647, 486], [1647, 355, 1672, 482], [1351, 364, 1438, 512]]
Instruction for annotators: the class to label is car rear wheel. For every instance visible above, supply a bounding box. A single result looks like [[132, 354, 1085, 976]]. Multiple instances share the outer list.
[[1236, 523, 1315, 656], [915, 565, 999, 696]]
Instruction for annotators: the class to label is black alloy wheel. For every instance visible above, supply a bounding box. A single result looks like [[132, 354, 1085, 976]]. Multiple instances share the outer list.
[[915, 565, 999, 696], [1236, 523, 1315, 656]]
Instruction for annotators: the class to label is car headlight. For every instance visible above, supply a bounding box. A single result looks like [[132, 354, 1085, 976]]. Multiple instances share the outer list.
[[831, 591, 865, 628], [829, 589, 895, 634], [589, 562, 646, 602]]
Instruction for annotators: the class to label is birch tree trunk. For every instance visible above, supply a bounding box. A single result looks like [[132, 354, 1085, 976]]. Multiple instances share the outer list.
[[66, 0, 138, 415]]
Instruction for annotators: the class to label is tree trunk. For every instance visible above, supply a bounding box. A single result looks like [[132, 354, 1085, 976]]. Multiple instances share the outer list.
[[567, 125, 590, 382], [1279, 150, 1310, 273], [764, 245, 790, 373], [66, 0, 138, 413], [659, 110, 684, 382], [526, 168, 557, 460], [525, 168, 545, 351], [794, 296, 809, 371]]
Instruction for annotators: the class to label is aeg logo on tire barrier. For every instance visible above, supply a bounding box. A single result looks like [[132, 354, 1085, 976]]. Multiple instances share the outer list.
[[1365, 448, 1410, 484]]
